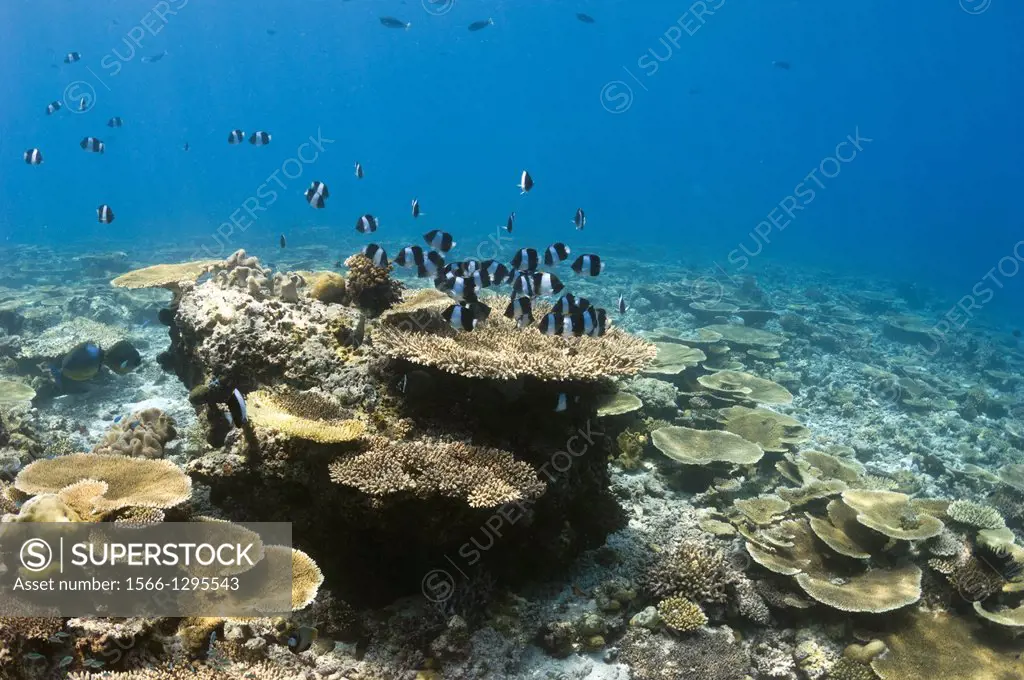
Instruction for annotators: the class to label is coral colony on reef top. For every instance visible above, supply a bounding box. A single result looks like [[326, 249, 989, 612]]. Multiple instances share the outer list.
[[1, 237, 1023, 680]]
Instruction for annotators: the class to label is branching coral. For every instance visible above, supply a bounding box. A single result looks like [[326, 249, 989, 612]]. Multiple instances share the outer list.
[[92, 408, 177, 458], [375, 307, 657, 381], [946, 499, 1006, 530], [657, 596, 707, 632], [344, 253, 403, 316], [618, 626, 750, 680], [643, 540, 730, 604], [328, 435, 545, 509]]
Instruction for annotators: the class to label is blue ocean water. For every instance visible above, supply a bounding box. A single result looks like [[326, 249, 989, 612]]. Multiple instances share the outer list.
[[2, 0, 1022, 320]]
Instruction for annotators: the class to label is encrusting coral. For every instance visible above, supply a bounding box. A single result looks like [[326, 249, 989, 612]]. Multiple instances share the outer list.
[[306, 270, 347, 304], [328, 435, 545, 509], [91, 407, 177, 458]]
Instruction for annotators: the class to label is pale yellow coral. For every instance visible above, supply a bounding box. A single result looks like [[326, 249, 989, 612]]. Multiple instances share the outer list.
[[14, 453, 191, 512], [111, 259, 219, 290], [247, 390, 365, 444]]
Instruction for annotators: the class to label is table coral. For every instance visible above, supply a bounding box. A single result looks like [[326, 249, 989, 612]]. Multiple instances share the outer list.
[[374, 307, 657, 381]]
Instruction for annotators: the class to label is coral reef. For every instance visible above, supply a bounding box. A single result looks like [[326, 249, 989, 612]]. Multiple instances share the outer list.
[[342, 254, 403, 316], [91, 407, 177, 458]]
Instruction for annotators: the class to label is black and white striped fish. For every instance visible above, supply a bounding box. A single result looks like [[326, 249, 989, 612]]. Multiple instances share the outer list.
[[78, 97, 89, 112], [510, 271, 534, 297], [356, 214, 378, 233], [23, 148, 43, 165], [436, 274, 478, 303], [543, 242, 570, 265], [249, 131, 272, 145], [396, 246, 444, 277], [442, 302, 490, 331], [64, 52, 81, 63], [511, 248, 539, 271], [411, 198, 422, 218], [553, 294, 590, 316], [80, 137, 105, 153], [538, 312, 563, 336], [571, 254, 604, 276], [573, 307, 608, 337], [418, 251, 445, 278], [482, 260, 510, 282], [227, 129, 245, 144], [504, 296, 533, 327], [573, 208, 586, 230], [96, 204, 115, 224], [395, 246, 425, 268], [517, 170, 534, 194], [46, 101, 62, 115], [362, 244, 388, 267], [305, 181, 329, 208], [531, 272, 564, 297], [617, 294, 628, 314], [424, 229, 456, 252], [354, 162, 364, 178], [107, 116, 123, 128], [460, 259, 481, 275], [503, 211, 515, 233], [540, 307, 607, 337]]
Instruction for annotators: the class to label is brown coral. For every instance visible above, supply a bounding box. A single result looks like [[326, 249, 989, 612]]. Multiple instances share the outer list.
[[343, 253, 403, 316], [374, 308, 657, 381], [92, 408, 177, 458], [328, 435, 545, 508], [306, 270, 347, 304]]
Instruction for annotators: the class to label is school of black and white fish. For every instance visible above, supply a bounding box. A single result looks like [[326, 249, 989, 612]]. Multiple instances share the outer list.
[[28, 14, 624, 341], [336, 168, 627, 338]]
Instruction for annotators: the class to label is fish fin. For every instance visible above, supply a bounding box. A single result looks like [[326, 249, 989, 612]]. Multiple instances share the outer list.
[[48, 364, 63, 391]]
